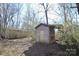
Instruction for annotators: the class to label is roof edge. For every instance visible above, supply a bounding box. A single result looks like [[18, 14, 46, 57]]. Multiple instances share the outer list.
[[35, 23, 48, 29], [35, 23, 63, 29]]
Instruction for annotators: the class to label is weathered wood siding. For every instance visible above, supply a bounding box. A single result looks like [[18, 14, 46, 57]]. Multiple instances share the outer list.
[[49, 28, 55, 43], [36, 25, 49, 43]]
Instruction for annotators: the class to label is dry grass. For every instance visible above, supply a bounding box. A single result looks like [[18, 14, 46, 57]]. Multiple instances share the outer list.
[[5, 29, 30, 39], [0, 38, 33, 56]]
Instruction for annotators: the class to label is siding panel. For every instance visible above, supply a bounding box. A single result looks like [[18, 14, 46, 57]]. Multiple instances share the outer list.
[[36, 25, 49, 43]]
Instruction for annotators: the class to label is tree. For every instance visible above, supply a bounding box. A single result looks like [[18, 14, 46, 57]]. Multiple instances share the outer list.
[[0, 3, 22, 39], [57, 3, 78, 45], [22, 4, 39, 31], [40, 3, 49, 25], [15, 3, 23, 29]]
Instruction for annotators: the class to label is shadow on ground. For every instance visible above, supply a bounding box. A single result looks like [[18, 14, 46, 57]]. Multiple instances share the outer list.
[[23, 42, 77, 56]]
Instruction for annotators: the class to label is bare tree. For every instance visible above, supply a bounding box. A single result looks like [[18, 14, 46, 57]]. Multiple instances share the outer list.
[[40, 3, 49, 25], [15, 3, 23, 29], [21, 4, 41, 31], [0, 3, 22, 39]]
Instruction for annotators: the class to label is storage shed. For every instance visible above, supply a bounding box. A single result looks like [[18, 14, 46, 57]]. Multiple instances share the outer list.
[[35, 23, 62, 43]]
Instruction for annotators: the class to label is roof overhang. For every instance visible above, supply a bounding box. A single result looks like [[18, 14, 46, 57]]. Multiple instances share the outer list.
[[35, 23, 63, 29]]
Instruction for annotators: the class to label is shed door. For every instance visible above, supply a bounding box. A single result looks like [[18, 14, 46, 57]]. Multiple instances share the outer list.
[[39, 31, 45, 42]]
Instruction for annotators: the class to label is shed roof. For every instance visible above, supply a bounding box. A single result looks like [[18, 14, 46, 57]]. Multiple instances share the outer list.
[[35, 23, 63, 29]]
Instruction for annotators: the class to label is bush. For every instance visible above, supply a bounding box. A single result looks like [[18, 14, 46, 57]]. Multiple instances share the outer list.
[[5, 29, 31, 39]]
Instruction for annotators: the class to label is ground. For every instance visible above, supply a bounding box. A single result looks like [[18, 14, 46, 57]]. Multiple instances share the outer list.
[[23, 42, 67, 56], [0, 38, 33, 56], [0, 38, 77, 56], [23, 42, 77, 56]]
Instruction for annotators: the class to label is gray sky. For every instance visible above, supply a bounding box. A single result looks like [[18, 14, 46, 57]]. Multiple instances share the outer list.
[[21, 4, 63, 24], [13, 3, 79, 29]]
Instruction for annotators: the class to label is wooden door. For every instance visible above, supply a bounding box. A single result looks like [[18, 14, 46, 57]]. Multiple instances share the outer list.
[[39, 31, 45, 42]]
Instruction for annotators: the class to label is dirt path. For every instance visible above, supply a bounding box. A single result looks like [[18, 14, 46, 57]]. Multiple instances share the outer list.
[[0, 38, 33, 56]]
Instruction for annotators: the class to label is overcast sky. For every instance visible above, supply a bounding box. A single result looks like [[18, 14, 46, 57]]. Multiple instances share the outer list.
[[20, 4, 63, 24], [13, 3, 79, 28]]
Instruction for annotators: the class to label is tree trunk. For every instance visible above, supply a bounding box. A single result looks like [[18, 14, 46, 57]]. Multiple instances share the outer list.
[[45, 10, 48, 25]]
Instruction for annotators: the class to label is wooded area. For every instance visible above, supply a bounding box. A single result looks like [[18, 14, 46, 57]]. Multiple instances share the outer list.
[[0, 3, 79, 56]]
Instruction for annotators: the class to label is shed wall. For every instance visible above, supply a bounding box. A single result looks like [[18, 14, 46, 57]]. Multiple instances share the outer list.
[[36, 25, 49, 43]]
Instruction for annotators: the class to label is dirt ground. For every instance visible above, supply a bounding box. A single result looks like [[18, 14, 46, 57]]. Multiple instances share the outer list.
[[0, 38, 33, 56]]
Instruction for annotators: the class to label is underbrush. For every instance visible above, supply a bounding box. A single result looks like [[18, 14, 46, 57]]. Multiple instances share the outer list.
[[0, 28, 34, 39]]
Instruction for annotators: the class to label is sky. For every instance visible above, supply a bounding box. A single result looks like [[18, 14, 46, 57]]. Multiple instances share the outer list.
[[20, 3, 63, 24], [13, 3, 79, 29]]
